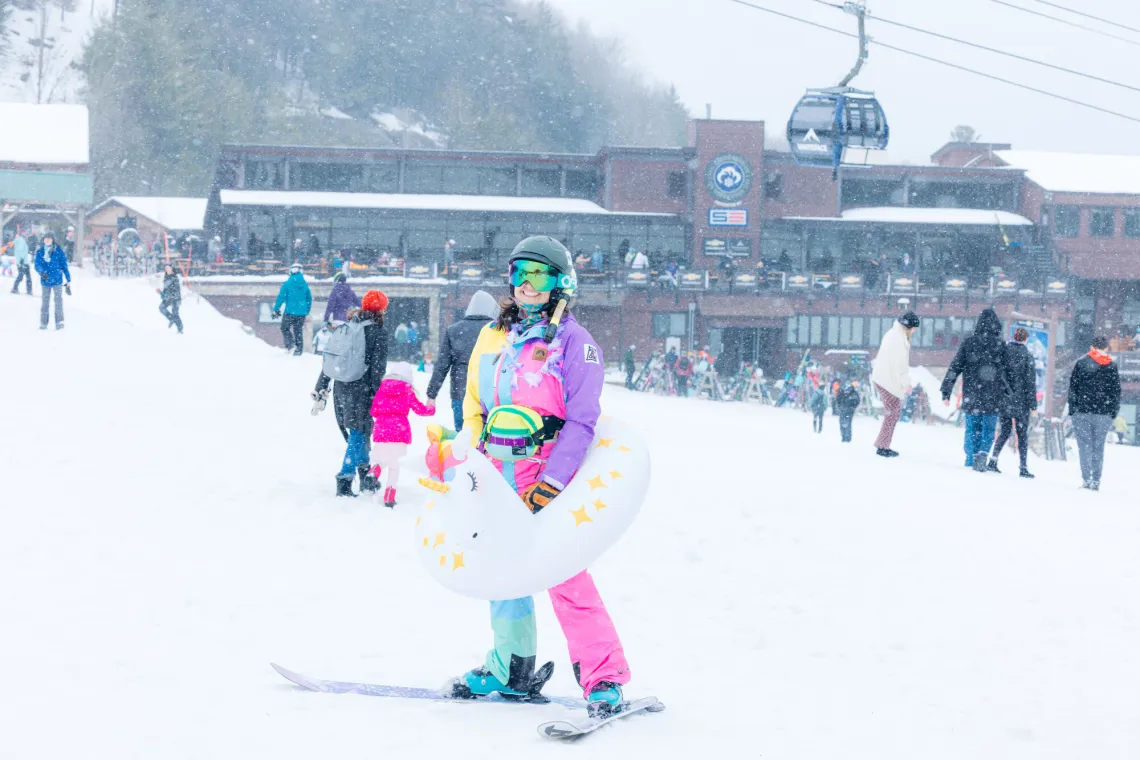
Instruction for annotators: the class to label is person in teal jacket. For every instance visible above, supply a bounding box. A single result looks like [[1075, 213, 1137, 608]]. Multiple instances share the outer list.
[[10, 233, 32, 295], [273, 263, 312, 355]]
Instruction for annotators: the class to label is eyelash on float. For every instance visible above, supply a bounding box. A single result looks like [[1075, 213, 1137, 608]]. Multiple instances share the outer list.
[[468, 472, 478, 492]]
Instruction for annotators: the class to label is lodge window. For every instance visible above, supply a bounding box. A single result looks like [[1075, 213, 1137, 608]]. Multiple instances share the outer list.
[[565, 170, 601, 200], [1125, 210, 1140, 238], [1053, 205, 1080, 237], [245, 160, 284, 189], [292, 163, 364, 192], [1090, 208, 1116, 238], [653, 313, 688, 338], [667, 171, 687, 199], [790, 314, 974, 348], [522, 168, 559, 197]]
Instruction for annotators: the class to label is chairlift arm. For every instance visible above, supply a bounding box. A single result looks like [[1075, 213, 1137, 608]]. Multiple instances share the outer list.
[[838, 2, 869, 88]]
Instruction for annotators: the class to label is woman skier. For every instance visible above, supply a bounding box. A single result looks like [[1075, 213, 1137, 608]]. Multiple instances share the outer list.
[[451, 236, 630, 717]]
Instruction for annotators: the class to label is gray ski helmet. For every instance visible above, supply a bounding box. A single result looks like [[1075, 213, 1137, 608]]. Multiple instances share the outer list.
[[508, 236, 577, 295]]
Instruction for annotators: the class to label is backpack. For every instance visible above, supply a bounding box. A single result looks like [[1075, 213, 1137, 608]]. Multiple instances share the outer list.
[[321, 320, 369, 382]]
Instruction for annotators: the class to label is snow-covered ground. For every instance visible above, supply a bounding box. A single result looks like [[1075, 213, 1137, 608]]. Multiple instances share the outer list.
[[2, 271, 1138, 759]]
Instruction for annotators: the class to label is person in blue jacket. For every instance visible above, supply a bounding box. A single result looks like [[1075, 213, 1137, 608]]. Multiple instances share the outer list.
[[273, 263, 312, 355], [34, 232, 71, 330]]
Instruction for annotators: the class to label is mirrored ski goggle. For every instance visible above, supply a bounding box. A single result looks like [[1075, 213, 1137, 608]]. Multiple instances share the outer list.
[[509, 261, 559, 292]]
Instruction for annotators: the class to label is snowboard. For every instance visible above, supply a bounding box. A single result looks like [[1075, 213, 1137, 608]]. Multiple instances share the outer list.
[[270, 662, 585, 710], [538, 696, 665, 739]]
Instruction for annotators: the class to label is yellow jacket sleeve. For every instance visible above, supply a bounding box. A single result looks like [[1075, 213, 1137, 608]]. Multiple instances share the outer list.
[[462, 324, 507, 446]]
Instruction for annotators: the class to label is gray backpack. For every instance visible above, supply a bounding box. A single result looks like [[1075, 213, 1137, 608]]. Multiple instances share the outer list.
[[321, 320, 368, 382]]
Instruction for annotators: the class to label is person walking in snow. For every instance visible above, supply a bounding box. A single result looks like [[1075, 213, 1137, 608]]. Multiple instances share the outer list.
[[988, 327, 1036, 478], [674, 351, 694, 396], [369, 358, 435, 508], [34, 232, 71, 330], [624, 345, 636, 389], [810, 385, 828, 433], [1068, 336, 1121, 491], [10, 232, 31, 295], [313, 290, 389, 498], [450, 235, 631, 716], [322, 272, 360, 325], [940, 308, 1011, 472], [871, 311, 920, 457], [836, 380, 861, 443], [273, 263, 312, 355], [426, 290, 499, 432], [157, 263, 183, 333]]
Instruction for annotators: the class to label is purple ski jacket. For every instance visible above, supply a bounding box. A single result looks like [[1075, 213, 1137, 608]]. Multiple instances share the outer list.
[[323, 281, 361, 323]]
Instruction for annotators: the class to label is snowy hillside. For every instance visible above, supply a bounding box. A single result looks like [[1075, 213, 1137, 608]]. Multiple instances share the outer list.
[[1, 271, 1138, 758], [0, 0, 114, 103]]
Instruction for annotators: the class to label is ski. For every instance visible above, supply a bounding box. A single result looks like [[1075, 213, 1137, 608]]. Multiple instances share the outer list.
[[538, 696, 665, 739], [270, 662, 585, 710]]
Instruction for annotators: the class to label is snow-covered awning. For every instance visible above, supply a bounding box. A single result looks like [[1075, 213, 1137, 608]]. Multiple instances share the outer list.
[[218, 189, 676, 217], [783, 207, 1034, 226], [91, 196, 208, 231], [995, 149, 1140, 195], [0, 103, 89, 165]]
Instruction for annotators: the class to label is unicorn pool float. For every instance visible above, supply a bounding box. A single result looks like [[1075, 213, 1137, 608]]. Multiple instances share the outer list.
[[417, 415, 650, 600]]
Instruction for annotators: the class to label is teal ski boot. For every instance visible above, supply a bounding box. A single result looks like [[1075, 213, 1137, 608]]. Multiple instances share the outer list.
[[448, 661, 554, 703], [586, 681, 624, 718]]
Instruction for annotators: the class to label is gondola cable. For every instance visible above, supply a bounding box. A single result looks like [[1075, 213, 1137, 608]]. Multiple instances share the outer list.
[[987, 0, 1140, 48], [1025, 0, 1140, 36]]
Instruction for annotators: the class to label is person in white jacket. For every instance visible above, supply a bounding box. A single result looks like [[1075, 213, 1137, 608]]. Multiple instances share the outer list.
[[871, 311, 920, 457]]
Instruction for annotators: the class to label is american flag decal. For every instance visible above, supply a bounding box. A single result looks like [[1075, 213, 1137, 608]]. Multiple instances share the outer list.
[[708, 208, 748, 226]]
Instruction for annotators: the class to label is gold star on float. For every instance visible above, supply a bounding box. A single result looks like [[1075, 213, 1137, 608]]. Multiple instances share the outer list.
[[618, 445, 632, 453], [587, 475, 607, 491], [424, 500, 435, 511], [432, 532, 446, 549], [415, 516, 422, 527], [452, 552, 465, 571], [439, 555, 447, 567], [609, 470, 624, 481], [595, 438, 613, 449], [422, 536, 429, 548], [592, 498, 607, 512], [570, 505, 594, 527]]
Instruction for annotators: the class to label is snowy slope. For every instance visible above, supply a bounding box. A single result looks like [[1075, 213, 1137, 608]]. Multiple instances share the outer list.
[[1, 271, 1139, 759]]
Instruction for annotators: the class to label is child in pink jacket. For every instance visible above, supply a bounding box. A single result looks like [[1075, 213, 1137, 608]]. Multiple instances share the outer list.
[[370, 361, 435, 507]]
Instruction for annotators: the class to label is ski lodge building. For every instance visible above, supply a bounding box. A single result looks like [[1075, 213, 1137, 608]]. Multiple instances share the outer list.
[[189, 119, 1140, 434]]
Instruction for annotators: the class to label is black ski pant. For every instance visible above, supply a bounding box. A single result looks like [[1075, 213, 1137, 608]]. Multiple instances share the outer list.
[[839, 411, 854, 442], [626, 368, 634, 389], [160, 300, 183, 332], [992, 412, 1029, 469], [676, 375, 689, 396], [11, 262, 32, 294], [812, 410, 824, 433], [280, 314, 305, 352]]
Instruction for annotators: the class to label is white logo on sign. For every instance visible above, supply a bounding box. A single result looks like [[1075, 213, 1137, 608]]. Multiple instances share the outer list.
[[802, 129, 821, 144], [584, 345, 600, 365]]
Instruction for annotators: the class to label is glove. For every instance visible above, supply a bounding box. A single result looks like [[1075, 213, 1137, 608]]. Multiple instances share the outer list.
[[521, 481, 561, 514], [941, 394, 951, 403], [272, 310, 282, 319], [65, 283, 72, 296]]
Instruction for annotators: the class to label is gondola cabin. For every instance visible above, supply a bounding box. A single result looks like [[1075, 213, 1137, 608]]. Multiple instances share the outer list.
[[786, 88, 889, 174]]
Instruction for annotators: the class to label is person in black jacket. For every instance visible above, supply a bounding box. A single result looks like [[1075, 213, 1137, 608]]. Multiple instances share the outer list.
[[313, 290, 389, 497], [1068, 336, 1122, 491], [157, 263, 183, 333], [624, 345, 636, 389], [426, 290, 499, 431], [835, 380, 861, 442], [941, 308, 1012, 472], [988, 327, 1037, 477]]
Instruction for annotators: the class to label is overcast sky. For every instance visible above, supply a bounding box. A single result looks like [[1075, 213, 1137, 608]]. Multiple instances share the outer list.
[[538, 0, 1140, 162]]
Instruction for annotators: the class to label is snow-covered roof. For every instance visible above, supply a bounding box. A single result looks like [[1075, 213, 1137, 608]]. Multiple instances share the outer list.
[[93, 196, 208, 231], [996, 149, 1140, 195], [784, 207, 1033, 226], [218, 189, 676, 217], [0, 103, 89, 165]]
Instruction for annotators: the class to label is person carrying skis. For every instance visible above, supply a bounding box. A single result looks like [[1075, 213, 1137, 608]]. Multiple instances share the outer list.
[[369, 355, 435, 508], [10, 232, 31, 295], [988, 327, 1036, 477], [624, 345, 636, 389], [322, 272, 360, 325], [871, 311, 920, 457], [835, 380, 861, 443], [157, 263, 183, 333], [810, 385, 828, 433], [273, 263, 312, 355], [452, 235, 631, 717], [34, 232, 71, 330], [940, 308, 1011, 472], [426, 290, 500, 431], [312, 290, 389, 497]]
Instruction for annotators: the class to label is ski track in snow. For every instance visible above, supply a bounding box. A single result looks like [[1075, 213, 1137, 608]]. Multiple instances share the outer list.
[[1, 270, 1138, 758]]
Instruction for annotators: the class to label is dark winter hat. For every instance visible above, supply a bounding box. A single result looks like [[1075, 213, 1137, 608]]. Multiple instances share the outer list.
[[334, 272, 347, 283], [898, 311, 920, 329], [1091, 335, 1110, 350]]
